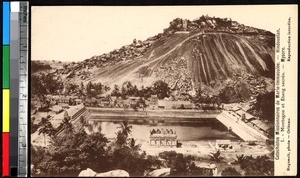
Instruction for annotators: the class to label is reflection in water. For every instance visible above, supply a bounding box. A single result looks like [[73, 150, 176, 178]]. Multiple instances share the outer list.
[[85, 119, 238, 141]]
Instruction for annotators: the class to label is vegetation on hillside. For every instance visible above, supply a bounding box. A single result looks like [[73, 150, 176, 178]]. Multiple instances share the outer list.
[[248, 91, 275, 123], [111, 80, 171, 100], [31, 61, 52, 73]]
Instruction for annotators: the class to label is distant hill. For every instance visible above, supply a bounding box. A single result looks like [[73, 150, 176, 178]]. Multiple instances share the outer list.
[[32, 15, 275, 98]]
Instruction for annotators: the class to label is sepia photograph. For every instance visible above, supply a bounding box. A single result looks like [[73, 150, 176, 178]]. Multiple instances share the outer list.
[[30, 5, 280, 177]]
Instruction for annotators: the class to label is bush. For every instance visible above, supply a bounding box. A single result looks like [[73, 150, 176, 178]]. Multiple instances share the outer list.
[[221, 167, 241, 176], [234, 154, 274, 176], [158, 151, 212, 176]]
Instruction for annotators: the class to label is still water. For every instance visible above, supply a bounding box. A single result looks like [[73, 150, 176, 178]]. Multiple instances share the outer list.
[[85, 119, 238, 141]]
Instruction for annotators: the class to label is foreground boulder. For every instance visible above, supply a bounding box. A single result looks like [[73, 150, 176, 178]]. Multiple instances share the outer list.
[[95, 170, 129, 177], [78, 168, 129, 177], [146, 168, 171, 177], [78, 168, 97, 177]]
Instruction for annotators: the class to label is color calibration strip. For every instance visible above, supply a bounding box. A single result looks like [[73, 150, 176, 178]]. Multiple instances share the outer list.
[[18, 2, 29, 177], [2, 2, 29, 177], [3, 1, 11, 177]]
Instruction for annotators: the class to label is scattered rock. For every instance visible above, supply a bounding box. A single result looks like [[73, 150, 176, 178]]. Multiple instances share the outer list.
[[95, 170, 129, 177], [78, 168, 97, 177], [78, 169, 129, 177], [146, 168, 170, 177]]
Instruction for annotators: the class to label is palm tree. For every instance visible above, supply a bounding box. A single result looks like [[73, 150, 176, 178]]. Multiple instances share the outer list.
[[38, 117, 56, 146], [234, 154, 246, 167], [79, 115, 86, 127], [61, 111, 73, 134], [116, 121, 132, 147], [209, 150, 224, 163], [118, 121, 132, 137]]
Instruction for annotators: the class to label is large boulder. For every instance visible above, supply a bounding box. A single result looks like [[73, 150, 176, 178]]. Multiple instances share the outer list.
[[78, 168, 97, 177], [95, 170, 129, 177], [146, 168, 171, 177], [78, 169, 129, 177]]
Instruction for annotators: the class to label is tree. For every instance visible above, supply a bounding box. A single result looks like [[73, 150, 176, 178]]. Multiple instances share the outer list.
[[249, 92, 275, 123], [112, 145, 154, 176], [61, 111, 73, 134], [219, 81, 251, 103], [120, 81, 139, 97], [131, 85, 139, 97], [170, 153, 190, 176], [153, 80, 170, 99], [111, 85, 121, 97], [234, 154, 274, 176], [116, 121, 132, 147], [137, 97, 146, 109], [209, 150, 224, 163], [159, 151, 212, 176], [79, 116, 85, 126], [188, 162, 213, 176], [234, 154, 246, 167], [158, 151, 178, 167], [44, 73, 63, 94], [86, 81, 94, 98], [121, 86, 127, 99], [130, 138, 136, 148], [31, 73, 64, 97], [86, 81, 104, 98], [79, 82, 85, 96], [141, 86, 154, 99], [33, 127, 110, 177], [79, 132, 110, 172], [221, 167, 241, 176], [31, 117, 39, 133], [31, 61, 51, 73], [38, 117, 56, 146], [138, 85, 145, 98], [31, 74, 47, 99], [66, 83, 79, 95]]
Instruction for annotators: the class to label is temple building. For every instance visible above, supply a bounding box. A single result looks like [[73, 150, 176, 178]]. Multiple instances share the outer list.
[[149, 128, 178, 147]]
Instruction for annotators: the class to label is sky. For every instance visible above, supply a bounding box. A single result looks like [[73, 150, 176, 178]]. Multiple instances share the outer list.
[[31, 5, 296, 62]]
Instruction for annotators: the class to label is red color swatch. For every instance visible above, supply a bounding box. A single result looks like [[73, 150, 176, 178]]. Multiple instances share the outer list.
[[2, 132, 10, 177]]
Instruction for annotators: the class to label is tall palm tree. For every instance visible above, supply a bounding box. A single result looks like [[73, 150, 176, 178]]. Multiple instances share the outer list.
[[116, 121, 132, 147], [38, 117, 56, 146], [209, 150, 224, 163], [118, 121, 132, 137], [61, 111, 73, 134], [234, 154, 247, 169]]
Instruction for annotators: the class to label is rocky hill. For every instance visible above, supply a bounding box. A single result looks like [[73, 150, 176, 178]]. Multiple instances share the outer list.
[[32, 15, 275, 98]]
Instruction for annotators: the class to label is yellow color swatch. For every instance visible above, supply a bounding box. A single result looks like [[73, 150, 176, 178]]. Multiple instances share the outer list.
[[3, 89, 10, 132]]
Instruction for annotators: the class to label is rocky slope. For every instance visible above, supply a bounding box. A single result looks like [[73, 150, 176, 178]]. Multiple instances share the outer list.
[[32, 15, 275, 97]]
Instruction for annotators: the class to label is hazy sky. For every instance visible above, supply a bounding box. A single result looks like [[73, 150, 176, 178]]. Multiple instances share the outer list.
[[31, 5, 295, 62]]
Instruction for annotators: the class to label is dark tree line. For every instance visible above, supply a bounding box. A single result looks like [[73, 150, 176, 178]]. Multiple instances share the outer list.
[[158, 151, 212, 176], [249, 92, 275, 123], [85, 81, 110, 98], [31, 61, 52, 73], [111, 80, 170, 100], [31, 72, 110, 100], [31, 73, 64, 99], [233, 154, 274, 176], [218, 81, 251, 103]]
